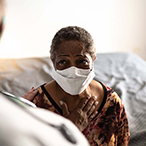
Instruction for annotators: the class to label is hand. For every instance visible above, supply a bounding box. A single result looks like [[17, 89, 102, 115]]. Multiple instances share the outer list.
[[60, 95, 98, 132], [23, 87, 39, 101]]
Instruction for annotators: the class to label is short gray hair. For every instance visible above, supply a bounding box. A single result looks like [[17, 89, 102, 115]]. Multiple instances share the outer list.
[[50, 26, 96, 62]]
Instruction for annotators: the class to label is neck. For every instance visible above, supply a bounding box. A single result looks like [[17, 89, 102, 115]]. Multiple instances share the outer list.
[[55, 81, 91, 112], [56, 81, 91, 98]]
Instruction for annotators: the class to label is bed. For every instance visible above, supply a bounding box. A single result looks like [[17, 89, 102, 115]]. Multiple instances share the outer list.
[[0, 52, 146, 146]]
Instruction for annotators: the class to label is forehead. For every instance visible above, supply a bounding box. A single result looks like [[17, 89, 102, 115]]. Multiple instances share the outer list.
[[56, 40, 87, 55]]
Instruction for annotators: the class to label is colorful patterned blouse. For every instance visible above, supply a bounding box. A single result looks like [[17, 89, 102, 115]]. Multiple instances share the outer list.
[[33, 82, 130, 146]]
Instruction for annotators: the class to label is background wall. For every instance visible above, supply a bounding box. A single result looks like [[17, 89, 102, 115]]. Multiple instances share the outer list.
[[0, 0, 146, 60]]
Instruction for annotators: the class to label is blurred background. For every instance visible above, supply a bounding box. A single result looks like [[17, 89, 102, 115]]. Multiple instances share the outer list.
[[0, 0, 146, 60]]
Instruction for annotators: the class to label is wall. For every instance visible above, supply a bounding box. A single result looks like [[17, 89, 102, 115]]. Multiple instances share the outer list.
[[0, 0, 146, 60]]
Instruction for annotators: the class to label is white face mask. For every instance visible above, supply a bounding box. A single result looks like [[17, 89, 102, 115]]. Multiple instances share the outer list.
[[51, 66, 95, 95]]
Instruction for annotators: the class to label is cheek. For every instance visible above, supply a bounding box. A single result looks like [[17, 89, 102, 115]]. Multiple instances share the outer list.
[[90, 63, 94, 71], [51, 60, 57, 70], [53, 63, 57, 70], [90, 60, 93, 69], [52, 58, 59, 70], [86, 55, 93, 69]]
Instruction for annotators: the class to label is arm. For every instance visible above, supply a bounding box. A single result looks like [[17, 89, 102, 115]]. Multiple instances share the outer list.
[[117, 99, 130, 146]]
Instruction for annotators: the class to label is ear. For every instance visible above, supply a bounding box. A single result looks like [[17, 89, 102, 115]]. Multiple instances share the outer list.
[[93, 56, 96, 61], [89, 56, 95, 70], [91, 56, 96, 67]]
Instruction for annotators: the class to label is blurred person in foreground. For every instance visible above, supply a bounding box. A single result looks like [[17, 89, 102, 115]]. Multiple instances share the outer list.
[[0, 1, 89, 146], [23, 26, 130, 146]]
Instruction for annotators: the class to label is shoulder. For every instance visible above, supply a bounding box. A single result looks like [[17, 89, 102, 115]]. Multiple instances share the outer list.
[[99, 82, 122, 103], [100, 85, 126, 117], [90, 80, 104, 97], [44, 80, 57, 91], [93, 81, 124, 111]]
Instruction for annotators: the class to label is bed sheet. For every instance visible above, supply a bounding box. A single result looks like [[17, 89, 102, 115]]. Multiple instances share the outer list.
[[0, 52, 146, 146], [94, 53, 146, 146]]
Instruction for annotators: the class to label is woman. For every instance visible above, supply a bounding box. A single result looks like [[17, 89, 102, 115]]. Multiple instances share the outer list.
[[23, 26, 130, 146]]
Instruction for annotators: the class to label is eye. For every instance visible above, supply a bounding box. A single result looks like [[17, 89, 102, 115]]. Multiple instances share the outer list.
[[58, 60, 67, 66], [79, 59, 89, 65], [76, 58, 90, 69], [56, 58, 70, 70]]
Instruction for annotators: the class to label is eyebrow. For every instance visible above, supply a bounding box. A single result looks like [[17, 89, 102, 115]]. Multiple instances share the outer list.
[[58, 54, 86, 58], [76, 54, 83, 57], [58, 55, 70, 57], [76, 54, 87, 58]]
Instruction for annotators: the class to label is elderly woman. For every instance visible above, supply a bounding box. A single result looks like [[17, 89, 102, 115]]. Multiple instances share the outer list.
[[23, 26, 130, 146]]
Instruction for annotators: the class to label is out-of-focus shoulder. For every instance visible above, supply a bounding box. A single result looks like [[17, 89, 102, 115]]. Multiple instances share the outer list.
[[105, 86, 123, 106]]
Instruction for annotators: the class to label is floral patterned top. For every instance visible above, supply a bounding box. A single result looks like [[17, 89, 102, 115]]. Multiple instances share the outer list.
[[33, 82, 130, 146]]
